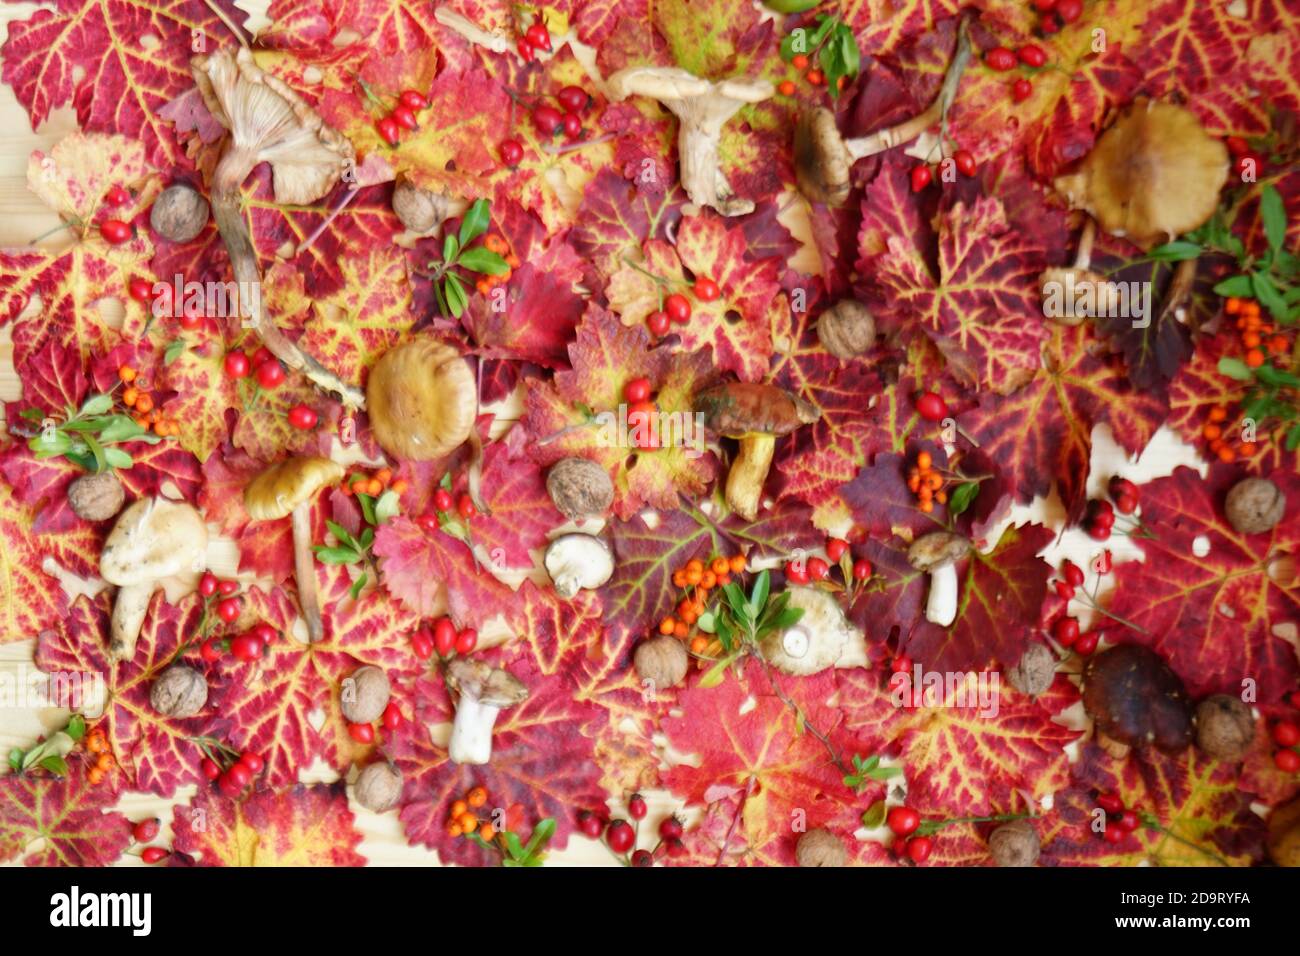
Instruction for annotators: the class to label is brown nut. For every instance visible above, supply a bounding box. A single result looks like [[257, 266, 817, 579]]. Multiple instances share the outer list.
[[67, 471, 125, 522], [988, 820, 1040, 867], [546, 458, 614, 521], [1194, 694, 1255, 761], [795, 828, 847, 867], [1007, 643, 1057, 697], [149, 665, 208, 718], [392, 178, 450, 234], [340, 665, 391, 724], [817, 300, 876, 360], [633, 635, 688, 691], [150, 184, 210, 243], [1225, 477, 1285, 535], [354, 762, 404, 813]]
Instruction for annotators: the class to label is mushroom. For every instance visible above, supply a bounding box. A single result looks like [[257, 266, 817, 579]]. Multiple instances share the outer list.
[[1006, 643, 1057, 697], [907, 532, 971, 628], [1225, 477, 1286, 534], [793, 19, 971, 206], [694, 382, 820, 521], [365, 336, 477, 462], [149, 184, 210, 243], [795, 828, 847, 867], [988, 820, 1040, 867], [354, 762, 404, 813], [1038, 218, 1123, 325], [817, 299, 877, 359], [67, 471, 125, 522], [1194, 694, 1255, 761], [445, 658, 529, 765], [1082, 644, 1194, 757], [149, 664, 208, 718], [191, 48, 363, 406], [544, 533, 615, 599], [605, 66, 774, 216], [546, 458, 614, 522], [340, 665, 391, 725], [759, 586, 860, 676], [1267, 796, 1300, 867], [633, 635, 689, 691], [100, 497, 209, 662], [244, 456, 344, 642]]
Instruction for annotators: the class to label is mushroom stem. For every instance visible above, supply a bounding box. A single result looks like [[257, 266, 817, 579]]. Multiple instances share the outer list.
[[291, 504, 324, 642], [1158, 256, 1199, 326], [210, 153, 366, 409], [1074, 217, 1097, 270], [433, 7, 510, 53], [108, 582, 155, 662], [449, 694, 501, 765], [727, 432, 776, 522], [925, 562, 959, 627]]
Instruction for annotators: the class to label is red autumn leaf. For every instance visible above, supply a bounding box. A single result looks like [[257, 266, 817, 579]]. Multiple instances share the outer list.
[[834, 448, 948, 541], [570, 168, 684, 284], [0, 483, 95, 644], [172, 783, 365, 866], [1105, 466, 1300, 704], [468, 427, 564, 570], [719, 499, 823, 564], [0, 763, 131, 866], [460, 261, 586, 369], [11, 338, 87, 416]]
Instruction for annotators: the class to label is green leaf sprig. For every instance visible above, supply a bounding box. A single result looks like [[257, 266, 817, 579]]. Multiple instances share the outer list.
[[780, 15, 860, 98], [7, 714, 86, 777], [425, 198, 509, 318], [23, 391, 162, 473]]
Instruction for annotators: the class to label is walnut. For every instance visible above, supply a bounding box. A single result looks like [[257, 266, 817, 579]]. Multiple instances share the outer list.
[[633, 635, 688, 691], [988, 820, 1040, 867], [1007, 643, 1057, 696], [392, 178, 450, 234], [149, 665, 208, 718], [546, 458, 614, 521], [817, 300, 876, 360], [354, 762, 403, 812], [1194, 694, 1255, 761], [340, 665, 390, 724], [67, 471, 125, 522], [795, 828, 847, 867], [149, 184, 210, 243], [1225, 477, 1285, 535]]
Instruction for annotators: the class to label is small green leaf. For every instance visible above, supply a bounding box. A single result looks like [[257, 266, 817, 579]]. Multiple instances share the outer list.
[[1251, 270, 1289, 321], [1286, 422, 1300, 451], [947, 481, 980, 517], [696, 610, 716, 633], [18, 407, 43, 421], [66, 715, 85, 740], [1213, 275, 1254, 298], [459, 198, 492, 247], [698, 655, 733, 689], [457, 247, 509, 276], [748, 569, 770, 617], [103, 447, 133, 470], [861, 800, 887, 829], [96, 415, 146, 444], [356, 493, 378, 527], [374, 489, 400, 525], [163, 339, 186, 366], [349, 573, 367, 600], [503, 831, 527, 861], [442, 233, 459, 265], [1217, 356, 1254, 381], [312, 545, 362, 565], [1261, 185, 1287, 255], [768, 606, 805, 631], [79, 393, 113, 416], [444, 272, 469, 318], [8, 748, 22, 772], [523, 817, 556, 858], [1146, 241, 1203, 262], [81, 432, 108, 473], [325, 520, 362, 551], [39, 755, 68, 776]]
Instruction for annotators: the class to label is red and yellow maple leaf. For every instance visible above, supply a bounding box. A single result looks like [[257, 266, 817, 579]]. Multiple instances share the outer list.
[[0, 482, 95, 644], [570, 168, 684, 284], [0, 763, 131, 866]]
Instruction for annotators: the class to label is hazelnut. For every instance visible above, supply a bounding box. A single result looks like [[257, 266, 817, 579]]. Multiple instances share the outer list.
[[149, 665, 208, 718], [1225, 477, 1285, 535], [795, 828, 847, 867], [149, 184, 210, 243], [988, 820, 1040, 867], [546, 458, 614, 522], [817, 300, 876, 359], [633, 635, 688, 691], [1194, 694, 1255, 761], [67, 471, 125, 522], [354, 762, 403, 813], [340, 665, 390, 724], [1007, 643, 1057, 696], [392, 178, 450, 234]]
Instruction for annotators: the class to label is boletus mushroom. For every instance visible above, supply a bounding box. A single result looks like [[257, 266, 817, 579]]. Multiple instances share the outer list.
[[191, 48, 363, 407], [907, 531, 971, 628], [244, 456, 344, 642], [445, 658, 528, 765], [759, 586, 860, 676], [1225, 477, 1286, 535], [1038, 218, 1123, 325], [366, 336, 477, 462], [694, 382, 820, 521], [100, 497, 209, 662], [544, 533, 615, 599], [1082, 644, 1194, 757], [605, 66, 774, 216]]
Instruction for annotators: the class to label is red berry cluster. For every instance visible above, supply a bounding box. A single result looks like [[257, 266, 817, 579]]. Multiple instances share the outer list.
[[1083, 476, 1141, 541], [416, 480, 477, 531], [202, 746, 265, 797], [1095, 791, 1142, 845], [224, 345, 286, 391], [578, 793, 687, 865], [777, 52, 844, 95], [375, 89, 430, 147], [197, 572, 279, 663], [622, 376, 660, 450], [910, 149, 977, 193], [886, 805, 933, 863], [515, 20, 552, 62], [410, 615, 478, 661], [1271, 711, 1300, 773], [130, 818, 171, 864], [1033, 0, 1083, 34], [785, 536, 873, 586], [646, 288, 703, 338]]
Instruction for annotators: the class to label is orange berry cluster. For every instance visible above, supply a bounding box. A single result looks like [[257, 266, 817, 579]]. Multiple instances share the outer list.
[[473, 234, 523, 296], [340, 466, 408, 497], [118, 365, 180, 437], [778, 53, 846, 95], [1225, 296, 1289, 369], [446, 785, 496, 840], [84, 725, 116, 785], [907, 450, 947, 513], [1201, 405, 1257, 464], [660, 554, 746, 657]]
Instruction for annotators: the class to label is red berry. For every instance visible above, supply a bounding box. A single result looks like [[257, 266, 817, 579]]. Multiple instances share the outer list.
[[1089, 522, 1114, 541], [1108, 476, 1138, 501], [128, 276, 155, 302], [806, 557, 829, 581], [411, 628, 434, 660], [251, 622, 276, 645], [399, 90, 429, 110], [499, 139, 524, 166], [891, 655, 912, 674], [517, 38, 535, 62], [557, 85, 589, 113], [1056, 0, 1083, 22], [578, 811, 604, 838], [132, 817, 160, 843], [561, 112, 582, 139], [391, 105, 419, 131], [533, 104, 564, 137], [105, 184, 131, 206], [1091, 509, 1115, 530], [1033, 0, 1057, 9], [238, 752, 264, 773], [199, 571, 218, 597], [659, 816, 684, 840], [200, 637, 222, 663], [631, 849, 654, 867], [455, 628, 478, 654], [646, 310, 670, 337], [1093, 551, 1113, 578], [1115, 809, 1141, 832], [179, 302, 203, 329], [1041, 14, 1061, 34], [606, 819, 635, 853], [628, 793, 648, 820], [217, 771, 244, 797], [665, 837, 687, 858], [230, 633, 263, 662], [433, 488, 454, 512], [1073, 631, 1099, 656], [784, 560, 809, 585], [287, 404, 318, 429], [909, 164, 932, 192], [456, 493, 476, 519], [953, 149, 977, 177], [1289, 690, 1300, 709], [255, 360, 285, 389], [1225, 135, 1249, 157], [226, 762, 252, 789], [1018, 44, 1047, 68], [664, 293, 692, 324], [201, 757, 221, 781], [415, 514, 439, 535], [1273, 721, 1300, 748], [852, 558, 872, 581], [348, 722, 376, 744], [693, 276, 721, 301], [826, 538, 848, 562], [1096, 792, 1123, 814], [1115, 492, 1138, 515], [906, 835, 933, 863], [623, 377, 652, 404], [141, 846, 169, 864], [525, 22, 551, 52], [432, 618, 457, 656], [891, 836, 908, 856], [218, 579, 239, 596], [1103, 823, 1124, 844], [1011, 78, 1033, 102], [1053, 616, 1080, 647], [1061, 561, 1084, 587], [916, 391, 948, 422], [100, 219, 133, 244], [1054, 580, 1076, 600], [216, 597, 241, 623], [1275, 749, 1300, 773], [223, 351, 250, 379], [985, 47, 1017, 71], [886, 805, 921, 836], [382, 702, 404, 730], [376, 116, 401, 146]]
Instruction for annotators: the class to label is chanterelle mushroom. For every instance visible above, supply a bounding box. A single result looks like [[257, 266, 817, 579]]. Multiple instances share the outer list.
[[191, 48, 363, 407], [244, 456, 344, 642], [101, 498, 208, 662], [760, 586, 860, 676], [544, 533, 615, 599], [694, 382, 820, 521], [907, 531, 971, 628], [1082, 643, 1194, 757], [606, 66, 774, 216], [445, 658, 528, 765]]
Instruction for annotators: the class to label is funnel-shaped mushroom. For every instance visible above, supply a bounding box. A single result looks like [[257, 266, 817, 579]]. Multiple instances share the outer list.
[[365, 336, 477, 461], [760, 586, 859, 676], [244, 456, 343, 642], [445, 658, 528, 765], [606, 66, 774, 216], [191, 48, 363, 407], [907, 531, 971, 628], [694, 382, 820, 521], [101, 498, 209, 662]]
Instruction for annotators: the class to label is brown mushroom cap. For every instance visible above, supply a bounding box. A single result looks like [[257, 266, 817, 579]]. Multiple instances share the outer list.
[[794, 108, 854, 207], [1053, 99, 1228, 250], [1083, 644, 1194, 752], [244, 456, 343, 521], [694, 382, 820, 438], [445, 657, 529, 708], [907, 531, 971, 572], [366, 337, 477, 461]]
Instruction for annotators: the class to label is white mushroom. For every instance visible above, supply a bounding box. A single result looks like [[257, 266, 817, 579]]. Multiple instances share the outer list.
[[906, 532, 971, 628], [760, 586, 861, 676], [544, 533, 614, 599], [100, 498, 209, 662], [606, 66, 774, 216], [445, 658, 529, 765]]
